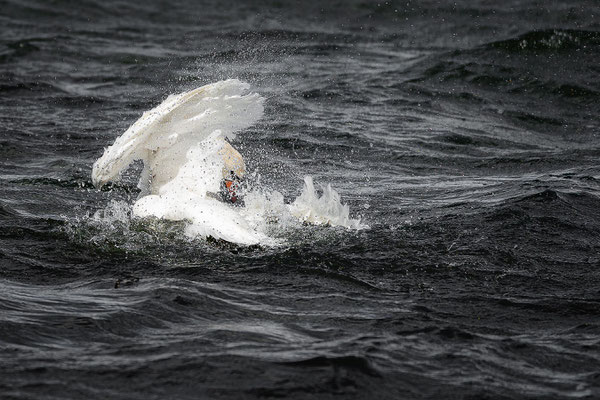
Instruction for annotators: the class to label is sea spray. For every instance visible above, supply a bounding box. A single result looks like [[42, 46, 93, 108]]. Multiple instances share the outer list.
[[289, 176, 365, 229]]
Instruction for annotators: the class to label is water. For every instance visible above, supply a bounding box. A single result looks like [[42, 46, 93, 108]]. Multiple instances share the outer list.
[[1, 0, 600, 398]]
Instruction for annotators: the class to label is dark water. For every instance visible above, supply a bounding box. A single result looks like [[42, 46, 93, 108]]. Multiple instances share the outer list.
[[2, 0, 600, 398]]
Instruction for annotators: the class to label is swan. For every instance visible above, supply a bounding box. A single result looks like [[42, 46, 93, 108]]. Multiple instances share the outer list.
[[91, 79, 267, 245]]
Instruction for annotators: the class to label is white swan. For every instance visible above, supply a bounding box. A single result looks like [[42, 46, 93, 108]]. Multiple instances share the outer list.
[[92, 79, 267, 245]]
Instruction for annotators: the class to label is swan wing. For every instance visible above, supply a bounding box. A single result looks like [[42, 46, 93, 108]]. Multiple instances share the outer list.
[[91, 79, 263, 187]]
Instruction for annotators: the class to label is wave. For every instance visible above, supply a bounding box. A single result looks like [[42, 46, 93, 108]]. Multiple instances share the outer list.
[[487, 29, 600, 52], [0, 80, 57, 94]]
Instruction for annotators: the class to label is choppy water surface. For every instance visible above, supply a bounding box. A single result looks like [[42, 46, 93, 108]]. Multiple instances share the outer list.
[[2, 1, 600, 398]]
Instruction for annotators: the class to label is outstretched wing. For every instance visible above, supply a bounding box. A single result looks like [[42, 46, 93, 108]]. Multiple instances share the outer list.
[[91, 79, 264, 187]]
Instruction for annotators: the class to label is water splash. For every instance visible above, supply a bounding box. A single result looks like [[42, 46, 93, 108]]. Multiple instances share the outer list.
[[289, 176, 365, 229]]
